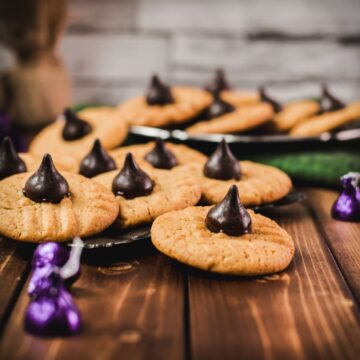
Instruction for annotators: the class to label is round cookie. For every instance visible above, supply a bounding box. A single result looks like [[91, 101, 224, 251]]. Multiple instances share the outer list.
[[191, 161, 292, 205], [20, 153, 78, 173], [110, 141, 207, 169], [151, 206, 295, 276], [271, 99, 320, 132], [290, 101, 360, 136], [0, 172, 119, 242], [221, 90, 260, 108], [29, 107, 128, 160], [94, 165, 202, 228], [118, 86, 212, 128], [186, 102, 273, 134]]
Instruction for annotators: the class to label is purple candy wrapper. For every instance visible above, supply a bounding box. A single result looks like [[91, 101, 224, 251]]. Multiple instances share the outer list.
[[25, 271, 81, 336], [331, 172, 360, 222], [25, 238, 84, 336], [32, 242, 70, 269]]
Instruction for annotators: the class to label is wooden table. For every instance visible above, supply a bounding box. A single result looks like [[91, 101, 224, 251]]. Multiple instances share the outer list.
[[0, 188, 359, 360]]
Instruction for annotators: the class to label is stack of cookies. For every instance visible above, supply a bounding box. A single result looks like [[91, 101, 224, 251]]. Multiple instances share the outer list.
[[117, 71, 360, 137], [0, 105, 295, 275]]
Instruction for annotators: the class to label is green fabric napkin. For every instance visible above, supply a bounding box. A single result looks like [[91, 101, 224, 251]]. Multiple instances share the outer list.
[[248, 151, 360, 187]]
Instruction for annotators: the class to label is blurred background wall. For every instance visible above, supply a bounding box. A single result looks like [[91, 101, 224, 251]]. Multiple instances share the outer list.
[[1, 0, 360, 105]]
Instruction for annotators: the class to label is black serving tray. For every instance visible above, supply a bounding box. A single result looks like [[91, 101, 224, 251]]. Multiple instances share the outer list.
[[80, 190, 304, 249], [129, 126, 360, 155]]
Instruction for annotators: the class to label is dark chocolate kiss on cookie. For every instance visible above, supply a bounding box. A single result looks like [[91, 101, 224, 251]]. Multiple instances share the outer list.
[[144, 138, 179, 169], [112, 153, 154, 199], [320, 84, 345, 113], [23, 154, 70, 203], [206, 185, 252, 236], [202, 91, 235, 120], [0, 136, 27, 180], [146, 75, 174, 106], [79, 139, 117, 178], [204, 139, 241, 180], [62, 108, 92, 141], [259, 86, 282, 113], [205, 69, 231, 93]]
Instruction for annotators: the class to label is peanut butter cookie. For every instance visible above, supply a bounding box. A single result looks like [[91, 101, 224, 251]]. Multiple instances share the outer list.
[[117, 75, 212, 128], [0, 155, 118, 242], [191, 160, 292, 205], [186, 103, 273, 134], [29, 107, 128, 161], [110, 140, 206, 169], [151, 205, 294, 276], [94, 156, 201, 229], [221, 90, 260, 108], [271, 99, 320, 132], [290, 101, 360, 136]]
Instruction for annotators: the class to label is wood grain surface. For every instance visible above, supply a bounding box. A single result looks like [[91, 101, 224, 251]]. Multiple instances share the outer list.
[[0, 244, 185, 360], [0, 239, 31, 334], [0, 188, 359, 360], [305, 188, 360, 304], [187, 203, 360, 360]]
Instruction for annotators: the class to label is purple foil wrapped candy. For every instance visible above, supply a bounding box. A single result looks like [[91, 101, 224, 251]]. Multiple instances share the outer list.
[[28, 263, 62, 297], [32, 242, 70, 269], [30, 237, 83, 290], [25, 269, 81, 336], [331, 172, 360, 222]]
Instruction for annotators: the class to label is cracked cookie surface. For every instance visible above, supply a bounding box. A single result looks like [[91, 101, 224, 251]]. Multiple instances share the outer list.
[[290, 101, 360, 136], [0, 172, 118, 242], [110, 142, 206, 168], [186, 102, 273, 134], [271, 99, 320, 132], [29, 107, 128, 161], [190, 161, 292, 205], [117, 87, 212, 128], [151, 206, 295, 276], [94, 165, 202, 228]]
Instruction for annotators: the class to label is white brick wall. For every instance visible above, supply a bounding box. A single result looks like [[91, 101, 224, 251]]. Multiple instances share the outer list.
[[60, 34, 169, 81], [137, 0, 360, 36], [1, 0, 359, 104]]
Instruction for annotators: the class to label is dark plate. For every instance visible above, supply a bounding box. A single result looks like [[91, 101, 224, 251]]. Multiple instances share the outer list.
[[129, 126, 360, 154], [80, 190, 304, 249]]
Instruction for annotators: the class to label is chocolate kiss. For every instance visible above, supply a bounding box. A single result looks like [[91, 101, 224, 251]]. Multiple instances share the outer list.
[[62, 109, 92, 141], [202, 91, 235, 120], [205, 69, 231, 93], [204, 139, 241, 180], [0, 136, 27, 180], [320, 84, 345, 113], [144, 138, 179, 169], [79, 139, 117, 178], [206, 185, 252, 236], [146, 75, 174, 106], [23, 154, 70, 203], [259, 86, 282, 113], [112, 153, 154, 199]]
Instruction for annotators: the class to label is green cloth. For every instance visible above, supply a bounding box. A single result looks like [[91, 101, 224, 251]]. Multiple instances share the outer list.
[[248, 151, 360, 187]]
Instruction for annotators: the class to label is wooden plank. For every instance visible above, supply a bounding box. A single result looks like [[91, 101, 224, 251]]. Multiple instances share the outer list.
[[0, 238, 31, 333], [305, 188, 360, 304], [0, 244, 185, 360], [187, 201, 360, 360]]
